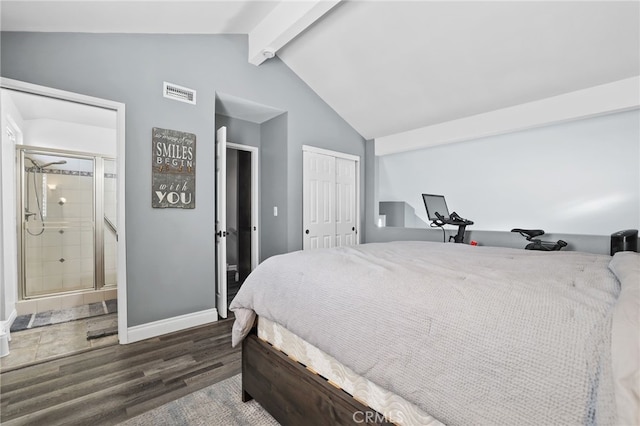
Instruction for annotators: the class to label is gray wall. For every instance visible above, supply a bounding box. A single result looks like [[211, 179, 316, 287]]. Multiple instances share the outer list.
[[215, 113, 291, 261], [1, 33, 365, 326], [377, 110, 640, 235], [215, 114, 261, 149], [365, 111, 640, 254], [285, 113, 367, 253], [260, 114, 290, 260]]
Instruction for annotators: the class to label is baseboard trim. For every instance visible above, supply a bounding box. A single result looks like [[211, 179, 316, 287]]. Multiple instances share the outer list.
[[126, 308, 219, 344]]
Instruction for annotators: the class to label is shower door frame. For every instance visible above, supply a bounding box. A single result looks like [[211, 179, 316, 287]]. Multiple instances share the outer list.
[[17, 147, 113, 299], [1, 77, 129, 344]]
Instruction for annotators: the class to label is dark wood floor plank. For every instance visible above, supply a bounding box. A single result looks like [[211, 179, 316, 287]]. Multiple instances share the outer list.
[[1, 353, 160, 400], [1, 367, 146, 418], [3, 376, 152, 426], [6, 325, 231, 399], [1, 351, 167, 409], [125, 357, 241, 419], [0, 361, 65, 387], [141, 353, 197, 377], [0, 317, 241, 426]]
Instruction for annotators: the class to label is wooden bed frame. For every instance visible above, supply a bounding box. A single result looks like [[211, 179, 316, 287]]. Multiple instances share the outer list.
[[242, 330, 391, 425]]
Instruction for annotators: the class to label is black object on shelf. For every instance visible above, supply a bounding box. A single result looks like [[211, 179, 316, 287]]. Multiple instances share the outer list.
[[610, 229, 638, 255], [422, 194, 473, 243], [434, 212, 474, 243], [511, 228, 567, 251]]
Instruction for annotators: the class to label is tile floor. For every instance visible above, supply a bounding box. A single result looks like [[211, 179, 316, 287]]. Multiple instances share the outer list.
[[0, 314, 118, 371], [11, 299, 117, 332]]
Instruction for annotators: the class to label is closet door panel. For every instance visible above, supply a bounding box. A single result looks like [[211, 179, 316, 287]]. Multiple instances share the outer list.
[[335, 157, 356, 247], [303, 151, 335, 249]]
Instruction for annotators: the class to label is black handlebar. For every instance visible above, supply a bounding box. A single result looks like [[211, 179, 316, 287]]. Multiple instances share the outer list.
[[434, 211, 473, 226], [431, 212, 474, 244]]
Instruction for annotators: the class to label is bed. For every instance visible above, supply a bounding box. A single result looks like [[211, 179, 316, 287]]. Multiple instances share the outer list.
[[229, 241, 639, 425]]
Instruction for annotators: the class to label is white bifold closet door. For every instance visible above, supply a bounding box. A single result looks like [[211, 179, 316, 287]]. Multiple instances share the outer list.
[[303, 149, 357, 250], [334, 156, 357, 246]]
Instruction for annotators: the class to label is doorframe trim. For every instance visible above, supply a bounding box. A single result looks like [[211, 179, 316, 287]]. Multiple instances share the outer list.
[[227, 142, 260, 270], [0, 77, 129, 344], [302, 144, 360, 163], [302, 145, 361, 246]]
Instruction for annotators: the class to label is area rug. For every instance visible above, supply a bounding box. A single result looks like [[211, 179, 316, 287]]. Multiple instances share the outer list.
[[86, 312, 118, 340], [10, 299, 117, 332], [120, 374, 280, 426]]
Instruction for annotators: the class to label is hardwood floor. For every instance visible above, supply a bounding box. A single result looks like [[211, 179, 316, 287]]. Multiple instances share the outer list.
[[0, 317, 240, 426]]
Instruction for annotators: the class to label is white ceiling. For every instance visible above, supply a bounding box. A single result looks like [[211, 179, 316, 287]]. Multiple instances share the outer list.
[[280, 1, 640, 140], [0, 1, 280, 34], [216, 92, 285, 124], [4, 89, 117, 129], [1, 0, 638, 145]]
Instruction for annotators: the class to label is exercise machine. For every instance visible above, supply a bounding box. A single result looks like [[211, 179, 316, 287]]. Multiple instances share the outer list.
[[422, 194, 474, 243], [511, 228, 567, 251]]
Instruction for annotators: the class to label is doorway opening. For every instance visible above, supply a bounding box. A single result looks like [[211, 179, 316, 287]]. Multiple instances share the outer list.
[[1, 79, 127, 366], [225, 143, 259, 307]]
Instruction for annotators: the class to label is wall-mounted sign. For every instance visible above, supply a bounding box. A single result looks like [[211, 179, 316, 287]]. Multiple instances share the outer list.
[[152, 127, 196, 209]]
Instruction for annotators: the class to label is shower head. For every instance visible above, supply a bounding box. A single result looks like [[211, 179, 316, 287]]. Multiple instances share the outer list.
[[26, 157, 67, 169], [25, 156, 40, 168], [40, 160, 67, 169]]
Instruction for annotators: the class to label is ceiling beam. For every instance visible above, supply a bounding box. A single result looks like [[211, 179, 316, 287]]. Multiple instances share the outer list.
[[248, 0, 341, 66], [375, 77, 640, 156]]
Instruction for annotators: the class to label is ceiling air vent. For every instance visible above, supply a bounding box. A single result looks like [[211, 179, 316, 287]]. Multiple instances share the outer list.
[[163, 82, 196, 105]]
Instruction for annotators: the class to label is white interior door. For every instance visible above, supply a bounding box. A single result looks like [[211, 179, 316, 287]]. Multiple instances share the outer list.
[[215, 126, 227, 318], [335, 157, 357, 246], [303, 151, 336, 249]]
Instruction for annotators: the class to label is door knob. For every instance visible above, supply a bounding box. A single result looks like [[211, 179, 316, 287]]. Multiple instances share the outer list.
[[305, 229, 309, 234]]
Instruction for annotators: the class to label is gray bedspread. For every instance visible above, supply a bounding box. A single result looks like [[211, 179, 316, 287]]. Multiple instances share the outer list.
[[230, 241, 624, 425]]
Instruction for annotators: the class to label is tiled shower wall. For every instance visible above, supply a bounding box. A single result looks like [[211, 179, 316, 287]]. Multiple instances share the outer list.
[[24, 168, 117, 297]]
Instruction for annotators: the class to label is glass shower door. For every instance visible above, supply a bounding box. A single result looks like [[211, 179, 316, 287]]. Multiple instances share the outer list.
[[22, 151, 95, 298], [103, 158, 117, 288]]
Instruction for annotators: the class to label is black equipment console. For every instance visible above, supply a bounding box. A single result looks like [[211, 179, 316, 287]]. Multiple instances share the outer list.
[[422, 194, 474, 243], [433, 212, 474, 243]]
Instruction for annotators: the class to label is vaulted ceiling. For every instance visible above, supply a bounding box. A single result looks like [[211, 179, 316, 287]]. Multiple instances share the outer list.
[[2, 0, 638, 153]]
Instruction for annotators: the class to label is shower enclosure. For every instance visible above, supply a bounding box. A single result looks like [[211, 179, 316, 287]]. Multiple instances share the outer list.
[[18, 148, 117, 299]]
